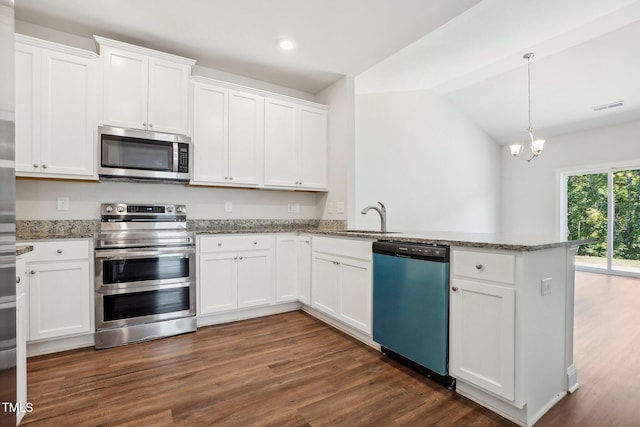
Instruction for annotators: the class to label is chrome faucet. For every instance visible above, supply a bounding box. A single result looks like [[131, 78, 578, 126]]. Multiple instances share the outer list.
[[361, 202, 387, 233]]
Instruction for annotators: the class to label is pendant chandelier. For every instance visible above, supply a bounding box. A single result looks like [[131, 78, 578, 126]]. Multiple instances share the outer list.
[[510, 52, 545, 162]]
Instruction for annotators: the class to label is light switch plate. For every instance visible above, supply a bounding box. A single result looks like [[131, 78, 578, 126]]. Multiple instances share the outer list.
[[224, 201, 233, 213], [293, 203, 300, 213], [541, 277, 552, 296], [56, 196, 69, 211]]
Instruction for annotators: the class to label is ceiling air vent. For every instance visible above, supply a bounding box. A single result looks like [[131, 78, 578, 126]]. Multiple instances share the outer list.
[[592, 100, 624, 112]]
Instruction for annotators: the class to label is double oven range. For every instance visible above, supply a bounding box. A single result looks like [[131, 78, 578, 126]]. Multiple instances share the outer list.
[[94, 203, 196, 349]]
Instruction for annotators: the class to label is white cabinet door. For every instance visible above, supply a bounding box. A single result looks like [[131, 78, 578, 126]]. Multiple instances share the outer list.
[[147, 57, 190, 135], [298, 106, 327, 190], [312, 253, 340, 316], [297, 236, 312, 305], [227, 90, 264, 186], [264, 98, 298, 187], [237, 250, 273, 308], [191, 83, 228, 183], [102, 46, 149, 131], [198, 253, 237, 314], [28, 261, 91, 341], [339, 258, 372, 334], [15, 258, 27, 425], [450, 278, 516, 401], [15, 41, 97, 179], [275, 235, 298, 303], [15, 43, 41, 174], [40, 49, 96, 177]]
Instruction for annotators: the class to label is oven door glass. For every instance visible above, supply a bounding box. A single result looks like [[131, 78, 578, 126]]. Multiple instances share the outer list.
[[102, 255, 190, 285], [103, 287, 190, 322], [101, 135, 174, 171]]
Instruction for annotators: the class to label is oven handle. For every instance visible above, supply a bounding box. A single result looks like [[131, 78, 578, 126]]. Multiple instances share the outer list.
[[94, 247, 195, 259], [96, 280, 194, 295]]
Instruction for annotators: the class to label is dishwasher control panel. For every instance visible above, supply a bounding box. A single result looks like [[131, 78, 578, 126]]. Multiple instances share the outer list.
[[373, 241, 449, 261]]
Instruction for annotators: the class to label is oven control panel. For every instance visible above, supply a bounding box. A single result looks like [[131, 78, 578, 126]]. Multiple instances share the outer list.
[[101, 203, 187, 217]]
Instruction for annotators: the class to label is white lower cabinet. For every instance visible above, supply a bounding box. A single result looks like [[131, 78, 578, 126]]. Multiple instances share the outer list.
[[311, 237, 373, 335], [21, 240, 92, 342], [275, 235, 298, 303], [450, 277, 515, 400], [198, 235, 274, 315], [450, 246, 572, 427], [16, 257, 27, 425], [297, 236, 312, 305]]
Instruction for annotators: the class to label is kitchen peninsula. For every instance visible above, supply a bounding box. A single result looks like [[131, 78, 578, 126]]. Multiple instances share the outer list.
[[16, 219, 590, 427]]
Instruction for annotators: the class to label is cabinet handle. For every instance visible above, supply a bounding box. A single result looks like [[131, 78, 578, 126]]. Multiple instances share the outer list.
[[229, 177, 233, 180], [452, 286, 458, 292], [149, 123, 153, 128], [233, 256, 237, 260], [253, 241, 257, 245], [42, 164, 47, 169], [239, 256, 243, 260], [143, 122, 147, 127], [218, 242, 222, 247], [16, 276, 21, 284], [30, 270, 36, 275], [475, 264, 483, 270], [33, 163, 38, 168], [57, 249, 63, 254]]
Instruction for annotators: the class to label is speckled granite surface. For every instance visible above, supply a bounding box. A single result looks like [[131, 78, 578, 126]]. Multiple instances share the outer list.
[[16, 245, 33, 256], [17, 219, 347, 240], [16, 220, 593, 251]]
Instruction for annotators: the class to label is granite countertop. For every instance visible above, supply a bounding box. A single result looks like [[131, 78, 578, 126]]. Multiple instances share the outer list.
[[321, 230, 597, 252], [16, 245, 34, 256], [15, 220, 596, 252]]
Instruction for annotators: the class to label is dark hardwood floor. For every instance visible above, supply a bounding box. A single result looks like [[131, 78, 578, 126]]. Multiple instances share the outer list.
[[21, 271, 640, 426]]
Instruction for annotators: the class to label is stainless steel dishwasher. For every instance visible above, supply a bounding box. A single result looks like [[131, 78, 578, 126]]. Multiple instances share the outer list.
[[372, 241, 455, 389]]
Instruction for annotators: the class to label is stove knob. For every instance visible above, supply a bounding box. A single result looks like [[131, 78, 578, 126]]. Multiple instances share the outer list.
[[177, 206, 186, 214], [116, 205, 125, 213], [104, 205, 114, 213], [166, 206, 174, 213]]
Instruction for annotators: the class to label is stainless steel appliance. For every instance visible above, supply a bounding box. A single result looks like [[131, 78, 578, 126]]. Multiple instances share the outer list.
[[0, 1, 16, 424], [372, 241, 455, 389], [94, 203, 196, 349], [98, 126, 191, 182]]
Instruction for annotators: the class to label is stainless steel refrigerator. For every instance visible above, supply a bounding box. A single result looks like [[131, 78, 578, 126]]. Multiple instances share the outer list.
[[0, 0, 15, 426]]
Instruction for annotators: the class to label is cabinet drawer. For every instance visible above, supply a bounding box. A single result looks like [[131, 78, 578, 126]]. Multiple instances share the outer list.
[[312, 236, 373, 261], [199, 235, 273, 253], [20, 239, 90, 262], [452, 249, 515, 284]]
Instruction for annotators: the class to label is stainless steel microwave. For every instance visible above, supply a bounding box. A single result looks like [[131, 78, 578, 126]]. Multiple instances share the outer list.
[[98, 126, 191, 182]]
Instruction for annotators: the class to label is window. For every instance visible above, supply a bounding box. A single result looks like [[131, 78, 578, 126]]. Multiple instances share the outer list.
[[562, 164, 640, 276]]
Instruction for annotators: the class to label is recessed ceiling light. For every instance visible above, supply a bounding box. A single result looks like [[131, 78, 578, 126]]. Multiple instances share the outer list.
[[278, 39, 295, 51]]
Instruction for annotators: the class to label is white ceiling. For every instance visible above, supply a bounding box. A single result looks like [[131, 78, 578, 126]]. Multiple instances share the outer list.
[[14, 0, 640, 144]]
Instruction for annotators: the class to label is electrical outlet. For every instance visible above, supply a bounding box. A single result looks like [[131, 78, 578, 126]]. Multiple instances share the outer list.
[[56, 196, 69, 211], [293, 203, 300, 213], [287, 203, 294, 213], [224, 201, 233, 213], [541, 278, 552, 296]]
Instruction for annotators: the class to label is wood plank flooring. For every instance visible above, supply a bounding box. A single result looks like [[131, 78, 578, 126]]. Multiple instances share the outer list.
[[21, 311, 512, 426], [21, 271, 640, 426]]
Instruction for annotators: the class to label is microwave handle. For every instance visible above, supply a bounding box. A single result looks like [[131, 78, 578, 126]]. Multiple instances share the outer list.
[[173, 142, 179, 173]]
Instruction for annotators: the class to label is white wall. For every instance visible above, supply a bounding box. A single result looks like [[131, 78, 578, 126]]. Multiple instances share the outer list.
[[315, 76, 354, 222], [501, 119, 640, 236], [354, 89, 501, 232]]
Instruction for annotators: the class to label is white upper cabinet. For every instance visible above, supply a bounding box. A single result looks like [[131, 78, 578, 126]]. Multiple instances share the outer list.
[[264, 98, 328, 191], [15, 35, 98, 179], [190, 79, 264, 187], [96, 36, 195, 135]]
